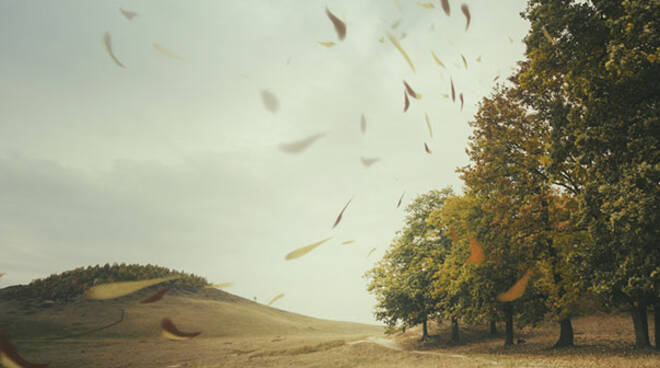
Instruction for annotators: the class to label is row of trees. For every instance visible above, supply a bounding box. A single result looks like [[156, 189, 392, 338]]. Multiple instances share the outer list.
[[366, 0, 658, 348], [6, 263, 209, 301]]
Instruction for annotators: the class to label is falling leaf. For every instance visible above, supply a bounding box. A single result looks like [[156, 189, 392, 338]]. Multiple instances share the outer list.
[[205, 282, 234, 289], [341, 240, 355, 245], [378, 37, 384, 43], [360, 114, 367, 133], [466, 238, 485, 265], [0, 273, 4, 278], [119, 8, 138, 20], [397, 192, 405, 208], [542, 25, 557, 45], [508, 36, 514, 44], [0, 335, 49, 368], [425, 113, 433, 138], [493, 75, 500, 82], [161, 318, 201, 340], [450, 78, 456, 102], [267, 293, 285, 306], [459, 93, 464, 110], [476, 56, 482, 63], [361, 157, 380, 167], [285, 237, 332, 260], [496, 269, 535, 302], [325, 7, 346, 41], [403, 81, 421, 99], [153, 43, 183, 60], [399, 32, 407, 40], [261, 90, 279, 112], [424, 143, 432, 154], [461, 54, 468, 69], [460, 4, 471, 31], [367, 248, 377, 257], [318, 41, 336, 47], [140, 287, 171, 304], [84, 276, 180, 300], [278, 133, 325, 154], [102, 32, 124, 68], [440, 93, 449, 99], [386, 31, 415, 73], [333, 198, 352, 229], [448, 227, 459, 243], [403, 90, 410, 112], [440, 0, 450, 15], [391, 19, 402, 29], [431, 51, 446, 69], [417, 3, 435, 9]]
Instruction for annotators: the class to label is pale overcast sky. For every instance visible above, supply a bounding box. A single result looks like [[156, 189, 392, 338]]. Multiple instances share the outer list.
[[0, 0, 529, 324]]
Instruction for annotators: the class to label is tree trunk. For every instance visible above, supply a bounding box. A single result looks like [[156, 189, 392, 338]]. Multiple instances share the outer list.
[[631, 301, 650, 348], [490, 319, 498, 335], [420, 317, 429, 341], [504, 304, 514, 346], [451, 318, 460, 343], [553, 318, 574, 348], [654, 299, 659, 350]]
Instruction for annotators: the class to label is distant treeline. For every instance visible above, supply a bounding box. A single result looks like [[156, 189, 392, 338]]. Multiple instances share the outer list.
[[4, 263, 208, 301]]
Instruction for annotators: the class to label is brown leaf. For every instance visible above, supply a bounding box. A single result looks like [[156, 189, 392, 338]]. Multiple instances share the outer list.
[[461, 54, 468, 70], [140, 287, 171, 304], [361, 157, 380, 167], [461, 4, 471, 31], [450, 78, 456, 102], [397, 192, 405, 208], [278, 133, 325, 154], [261, 90, 279, 112], [119, 8, 138, 20], [360, 114, 367, 133], [440, 0, 450, 16], [325, 7, 346, 41], [460, 93, 464, 110], [333, 198, 352, 229], [424, 143, 432, 154], [0, 335, 49, 368], [403, 90, 410, 112], [102, 32, 124, 68], [161, 318, 201, 340], [466, 238, 485, 265]]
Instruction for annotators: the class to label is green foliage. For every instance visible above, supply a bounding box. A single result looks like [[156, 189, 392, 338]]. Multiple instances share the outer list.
[[365, 189, 454, 330], [5, 263, 208, 301]]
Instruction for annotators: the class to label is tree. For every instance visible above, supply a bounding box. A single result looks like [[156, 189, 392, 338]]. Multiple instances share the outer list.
[[521, 0, 660, 348], [365, 189, 453, 341]]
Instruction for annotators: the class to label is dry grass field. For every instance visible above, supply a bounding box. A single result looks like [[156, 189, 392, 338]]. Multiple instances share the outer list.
[[0, 288, 657, 368]]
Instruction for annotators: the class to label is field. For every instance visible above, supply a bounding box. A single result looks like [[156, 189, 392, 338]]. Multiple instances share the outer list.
[[0, 288, 657, 368]]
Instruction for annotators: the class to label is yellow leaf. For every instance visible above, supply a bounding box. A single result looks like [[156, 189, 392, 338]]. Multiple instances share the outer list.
[[387, 31, 415, 73], [496, 269, 535, 302], [84, 276, 180, 300], [285, 237, 332, 260]]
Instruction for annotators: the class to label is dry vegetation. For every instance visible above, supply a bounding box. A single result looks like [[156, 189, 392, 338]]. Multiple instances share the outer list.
[[1, 286, 658, 367]]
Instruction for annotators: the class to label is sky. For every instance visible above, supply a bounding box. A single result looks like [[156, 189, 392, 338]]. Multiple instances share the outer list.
[[0, 0, 530, 325]]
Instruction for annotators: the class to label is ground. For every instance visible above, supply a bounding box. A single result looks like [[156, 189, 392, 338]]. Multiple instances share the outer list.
[[0, 288, 658, 367]]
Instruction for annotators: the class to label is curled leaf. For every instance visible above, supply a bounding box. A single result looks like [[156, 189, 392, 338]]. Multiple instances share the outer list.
[[496, 269, 535, 302], [440, 0, 450, 15], [261, 90, 279, 112], [403, 90, 410, 112], [326, 7, 346, 41], [431, 51, 446, 69], [361, 157, 380, 167], [102, 32, 124, 68], [461, 54, 468, 69], [119, 8, 138, 20], [84, 276, 180, 300], [0, 335, 49, 368], [424, 143, 432, 154], [285, 237, 332, 260], [153, 43, 183, 60], [333, 198, 353, 229], [268, 293, 285, 306], [403, 81, 421, 99], [466, 238, 485, 265], [161, 318, 201, 340], [386, 31, 415, 73], [318, 41, 336, 47], [460, 4, 471, 31], [278, 133, 325, 154], [425, 113, 433, 138], [140, 287, 171, 304]]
